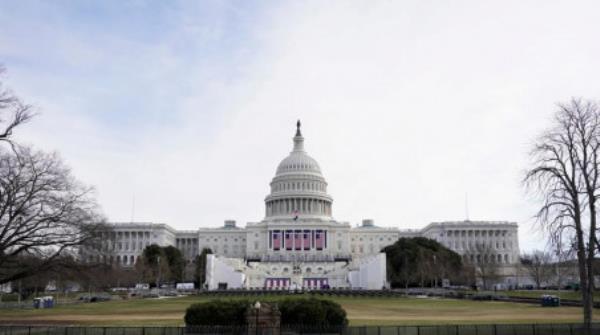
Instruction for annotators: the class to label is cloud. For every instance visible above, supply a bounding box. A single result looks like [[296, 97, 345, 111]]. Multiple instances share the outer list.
[[2, 1, 600, 252]]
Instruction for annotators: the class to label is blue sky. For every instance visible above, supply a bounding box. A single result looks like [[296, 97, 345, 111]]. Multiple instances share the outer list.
[[2, 1, 600, 252], [1, 1, 265, 136]]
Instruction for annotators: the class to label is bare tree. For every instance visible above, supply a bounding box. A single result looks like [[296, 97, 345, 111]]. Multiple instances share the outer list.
[[0, 66, 34, 147], [461, 242, 503, 290], [524, 98, 600, 331], [520, 250, 554, 289], [0, 146, 105, 285]]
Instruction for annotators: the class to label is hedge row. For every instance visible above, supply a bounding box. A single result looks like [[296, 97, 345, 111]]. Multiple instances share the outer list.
[[184, 297, 347, 327]]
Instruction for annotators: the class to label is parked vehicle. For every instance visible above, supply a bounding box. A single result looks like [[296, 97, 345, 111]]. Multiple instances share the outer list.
[[176, 283, 195, 291], [32, 296, 54, 309], [135, 283, 150, 290]]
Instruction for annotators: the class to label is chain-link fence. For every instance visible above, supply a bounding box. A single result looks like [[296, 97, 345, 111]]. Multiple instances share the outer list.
[[1, 324, 599, 335]]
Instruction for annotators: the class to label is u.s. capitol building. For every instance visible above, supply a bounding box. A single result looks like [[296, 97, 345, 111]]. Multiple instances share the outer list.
[[98, 122, 520, 289]]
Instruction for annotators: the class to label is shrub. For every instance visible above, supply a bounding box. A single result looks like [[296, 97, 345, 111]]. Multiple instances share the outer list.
[[184, 297, 348, 328], [0, 293, 20, 302], [278, 297, 348, 327], [184, 299, 249, 326]]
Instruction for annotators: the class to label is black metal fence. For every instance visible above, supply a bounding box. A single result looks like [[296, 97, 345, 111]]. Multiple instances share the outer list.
[[1, 325, 600, 335]]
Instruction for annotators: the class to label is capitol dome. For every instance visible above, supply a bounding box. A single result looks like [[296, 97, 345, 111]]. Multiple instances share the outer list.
[[264, 121, 333, 220], [275, 127, 322, 177]]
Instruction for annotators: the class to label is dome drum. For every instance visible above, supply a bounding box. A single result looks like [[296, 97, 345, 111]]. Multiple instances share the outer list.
[[265, 197, 333, 218]]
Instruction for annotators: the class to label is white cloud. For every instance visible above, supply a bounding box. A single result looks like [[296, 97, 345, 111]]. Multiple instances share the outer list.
[[3, 1, 600, 252]]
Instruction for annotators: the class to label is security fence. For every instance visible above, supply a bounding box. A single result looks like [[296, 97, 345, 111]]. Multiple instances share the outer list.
[[1, 325, 600, 335]]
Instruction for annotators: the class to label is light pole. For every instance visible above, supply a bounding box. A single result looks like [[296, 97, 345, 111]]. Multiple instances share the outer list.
[[156, 256, 161, 289], [254, 301, 261, 335], [433, 255, 437, 288]]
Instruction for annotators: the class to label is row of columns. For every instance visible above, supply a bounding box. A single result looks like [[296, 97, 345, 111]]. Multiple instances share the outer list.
[[465, 253, 511, 264], [266, 198, 332, 216], [113, 231, 151, 240], [273, 181, 326, 192], [447, 229, 509, 237]]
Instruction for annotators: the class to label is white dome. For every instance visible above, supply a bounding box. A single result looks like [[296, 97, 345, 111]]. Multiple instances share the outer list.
[[264, 121, 333, 220], [275, 152, 322, 176]]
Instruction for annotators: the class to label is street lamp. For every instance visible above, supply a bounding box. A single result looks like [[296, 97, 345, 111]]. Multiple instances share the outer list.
[[254, 301, 261, 335]]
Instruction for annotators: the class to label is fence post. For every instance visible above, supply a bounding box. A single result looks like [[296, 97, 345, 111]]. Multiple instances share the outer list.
[[28, 326, 31, 335], [493, 324, 497, 335], [456, 325, 459, 335], [532, 324, 535, 335], [569, 324, 573, 335], [417, 325, 420, 335]]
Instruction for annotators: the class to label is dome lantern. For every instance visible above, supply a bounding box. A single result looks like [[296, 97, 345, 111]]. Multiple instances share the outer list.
[[292, 119, 305, 152]]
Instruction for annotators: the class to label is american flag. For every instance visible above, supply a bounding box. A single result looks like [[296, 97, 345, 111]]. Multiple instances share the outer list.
[[293, 209, 299, 220], [285, 231, 293, 250], [294, 231, 302, 250], [315, 230, 323, 250], [303, 231, 310, 250], [273, 231, 281, 250]]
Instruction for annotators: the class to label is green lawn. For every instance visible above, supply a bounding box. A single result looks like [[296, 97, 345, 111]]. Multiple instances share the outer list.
[[0, 294, 595, 326], [487, 290, 600, 301]]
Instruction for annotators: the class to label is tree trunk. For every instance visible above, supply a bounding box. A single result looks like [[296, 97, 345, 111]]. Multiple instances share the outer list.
[[574, 210, 591, 333]]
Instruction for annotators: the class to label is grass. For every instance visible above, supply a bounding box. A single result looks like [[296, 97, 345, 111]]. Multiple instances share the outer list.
[[487, 290, 600, 301], [0, 294, 596, 326]]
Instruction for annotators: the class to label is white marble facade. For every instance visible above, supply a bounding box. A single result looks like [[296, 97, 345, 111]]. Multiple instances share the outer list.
[[99, 122, 520, 289]]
